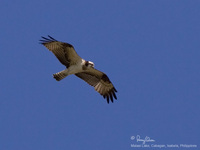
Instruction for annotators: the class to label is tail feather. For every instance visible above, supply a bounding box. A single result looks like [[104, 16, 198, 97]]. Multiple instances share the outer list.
[[53, 70, 68, 81]]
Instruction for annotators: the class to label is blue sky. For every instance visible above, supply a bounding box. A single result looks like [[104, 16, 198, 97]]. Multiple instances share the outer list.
[[0, 0, 199, 149]]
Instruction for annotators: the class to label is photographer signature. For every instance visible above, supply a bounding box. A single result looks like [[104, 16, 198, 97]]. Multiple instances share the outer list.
[[134, 135, 155, 144]]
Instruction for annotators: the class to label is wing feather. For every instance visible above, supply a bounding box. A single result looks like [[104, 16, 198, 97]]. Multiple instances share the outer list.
[[75, 68, 117, 103], [40, 35, 82, 67]]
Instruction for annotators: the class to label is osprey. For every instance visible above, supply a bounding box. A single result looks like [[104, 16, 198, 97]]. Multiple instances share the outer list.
[[40, 35, 117, 103]]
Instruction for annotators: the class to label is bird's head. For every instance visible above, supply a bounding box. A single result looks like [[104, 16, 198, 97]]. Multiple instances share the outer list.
[[85, 61, 95, 68]]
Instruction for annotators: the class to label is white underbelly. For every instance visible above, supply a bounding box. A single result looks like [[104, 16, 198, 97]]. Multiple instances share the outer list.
[[66, 65, 83, 75]]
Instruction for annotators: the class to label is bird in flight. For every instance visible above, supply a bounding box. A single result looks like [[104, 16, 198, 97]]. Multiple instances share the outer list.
[[40, 35, 117, 103]]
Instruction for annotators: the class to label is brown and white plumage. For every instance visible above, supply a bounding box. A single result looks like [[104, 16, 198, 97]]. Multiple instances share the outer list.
[[40, 35, 117, 103], [40, 36, 81, 68], [75, 70, 117, 103]]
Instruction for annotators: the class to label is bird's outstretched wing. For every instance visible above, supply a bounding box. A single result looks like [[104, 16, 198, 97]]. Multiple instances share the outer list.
[[75, 68, 117, 103], [40, 35, 82, 68]]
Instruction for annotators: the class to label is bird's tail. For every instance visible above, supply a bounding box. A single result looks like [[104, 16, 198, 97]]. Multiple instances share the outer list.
[[53, 70, 68, 81]]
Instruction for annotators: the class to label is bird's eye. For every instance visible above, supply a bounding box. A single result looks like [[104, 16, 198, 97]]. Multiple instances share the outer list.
[[85, 61, 88, 66]]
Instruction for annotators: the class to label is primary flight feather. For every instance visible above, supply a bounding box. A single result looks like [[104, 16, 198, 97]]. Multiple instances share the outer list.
[[40, 35, 117, 103]]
